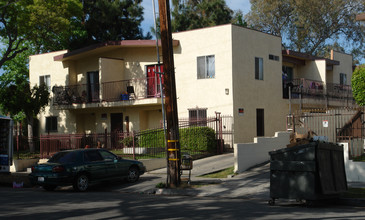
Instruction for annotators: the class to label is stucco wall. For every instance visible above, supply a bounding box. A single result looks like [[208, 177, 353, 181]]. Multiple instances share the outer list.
[[341, 142, 365, 182], [234, 131, 290, 173], [296, 60, 326, 82], [172, 25, 234, 118], [231, 25, 287, 143], [332, 51, 353, 85], [29, 50, 69, 88], [29, 46, 164, 135]]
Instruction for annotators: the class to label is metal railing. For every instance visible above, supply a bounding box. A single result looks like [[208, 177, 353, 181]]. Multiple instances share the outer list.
[[52, 77, 163, 106], [284, 78, 353, 101]]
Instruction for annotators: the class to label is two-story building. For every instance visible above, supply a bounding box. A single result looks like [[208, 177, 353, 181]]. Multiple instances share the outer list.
[[29, 24, 355, 146]]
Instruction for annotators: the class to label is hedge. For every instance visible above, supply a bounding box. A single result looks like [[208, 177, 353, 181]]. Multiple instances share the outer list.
[[138, 127, 216, 153]]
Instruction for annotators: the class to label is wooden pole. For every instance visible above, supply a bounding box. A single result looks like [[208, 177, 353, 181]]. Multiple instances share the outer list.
[[158, 0, 181, 187]]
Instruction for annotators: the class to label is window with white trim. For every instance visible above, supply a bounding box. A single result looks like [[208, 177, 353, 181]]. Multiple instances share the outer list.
[[197, 55, 215, 79], [39, 75, 51, 91]]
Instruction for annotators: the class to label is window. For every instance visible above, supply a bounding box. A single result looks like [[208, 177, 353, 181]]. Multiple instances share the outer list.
[[84, 150, 103, 162], [49, 151, 79, 163], [188, 108, 207, 126], [39, 75, 51, 91], [197, 55, 215, 79], [340, 73, 347, 85], [99, 150, 117, 161], [45, 116, 57, 132], [255, 57, 263, 80], [269, 54, 279, 61]]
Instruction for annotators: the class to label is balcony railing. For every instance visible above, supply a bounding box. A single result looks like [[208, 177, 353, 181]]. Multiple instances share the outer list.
[[283, 78, 353, 101], [52, 77, 163, 106]]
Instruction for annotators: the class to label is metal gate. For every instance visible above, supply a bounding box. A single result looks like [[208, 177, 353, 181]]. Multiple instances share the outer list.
[[288, 107, 365, 159]]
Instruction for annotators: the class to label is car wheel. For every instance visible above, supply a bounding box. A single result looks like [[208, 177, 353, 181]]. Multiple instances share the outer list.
[[127, 167, 140, 183], [43, 185, 57, 191], [73, 174, 89, 192]]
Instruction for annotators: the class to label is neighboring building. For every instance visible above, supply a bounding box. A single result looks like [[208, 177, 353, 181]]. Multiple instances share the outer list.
[[282, 49, 354, 111], [29, 24, 354, 145]]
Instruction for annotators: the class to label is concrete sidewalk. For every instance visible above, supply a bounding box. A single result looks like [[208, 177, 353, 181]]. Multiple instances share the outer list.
[[121, 154, 270, 199]]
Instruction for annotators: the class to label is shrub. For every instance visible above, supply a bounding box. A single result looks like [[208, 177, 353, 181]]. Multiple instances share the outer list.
[[180, 127, 216, 153], [120, 136, 138, 147], [352, 65, 365, 106], [138, 127, 216, 153]]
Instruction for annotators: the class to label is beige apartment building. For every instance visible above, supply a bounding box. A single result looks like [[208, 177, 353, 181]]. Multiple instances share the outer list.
[[29, 24, 354, 145]]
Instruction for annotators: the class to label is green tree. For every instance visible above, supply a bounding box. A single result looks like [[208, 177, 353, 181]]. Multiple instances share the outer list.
[[171, 0, 234, 32], [82, 0, 151, 45], [0, 43, 50, 152], [231, 10, 247, 28], [0, 44, 50, 152], [245, 0, 365, 56], [352, 65, 365, 106], [0, 0, 84, 69]]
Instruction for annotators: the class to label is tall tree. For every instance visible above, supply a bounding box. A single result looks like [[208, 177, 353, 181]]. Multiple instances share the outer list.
[[0, 0, 84, 69], [82, 0, 151, 45], [0, 44, 50, 152], [171, 0, 234, 32], [245, 0, 365, 56]]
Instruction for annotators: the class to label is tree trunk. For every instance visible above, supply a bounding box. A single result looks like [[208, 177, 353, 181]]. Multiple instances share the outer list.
[[27, 116, 34, 153]]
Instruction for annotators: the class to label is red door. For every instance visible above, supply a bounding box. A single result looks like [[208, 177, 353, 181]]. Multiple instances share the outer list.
[[147, 64, 164, 97]]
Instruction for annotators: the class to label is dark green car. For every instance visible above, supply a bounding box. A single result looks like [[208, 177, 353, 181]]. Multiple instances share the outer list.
[[29, 148, 146, 191]]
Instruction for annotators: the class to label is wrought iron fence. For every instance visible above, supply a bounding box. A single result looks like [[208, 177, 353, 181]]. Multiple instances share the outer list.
[[291, 107, 365, 160], [37, 114, 233, 160]]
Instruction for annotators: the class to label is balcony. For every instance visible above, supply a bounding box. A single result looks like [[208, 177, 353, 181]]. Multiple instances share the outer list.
[[52, 77, 163, 108], [283, 78, 355, 106]]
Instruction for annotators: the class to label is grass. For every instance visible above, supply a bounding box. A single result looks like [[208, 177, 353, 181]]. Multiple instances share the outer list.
[[199, 166, 235, 178]]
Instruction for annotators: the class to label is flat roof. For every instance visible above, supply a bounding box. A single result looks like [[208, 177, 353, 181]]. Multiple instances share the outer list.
[[54, 40, 180, 61], [282, 50, 340, 66]]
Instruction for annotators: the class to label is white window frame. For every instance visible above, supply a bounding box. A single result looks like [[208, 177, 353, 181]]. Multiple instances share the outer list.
[[197, 55, 215, 79], [39, 75, 51, 91]]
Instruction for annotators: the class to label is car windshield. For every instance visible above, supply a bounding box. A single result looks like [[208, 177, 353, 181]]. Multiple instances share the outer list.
[[48, 151, 79, 164]]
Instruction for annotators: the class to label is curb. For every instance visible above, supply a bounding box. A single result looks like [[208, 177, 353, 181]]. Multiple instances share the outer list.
[[0, 172, 31, 188]]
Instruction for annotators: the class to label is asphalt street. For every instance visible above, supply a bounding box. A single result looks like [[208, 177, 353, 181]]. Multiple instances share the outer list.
[[2, 153, 365, 219]]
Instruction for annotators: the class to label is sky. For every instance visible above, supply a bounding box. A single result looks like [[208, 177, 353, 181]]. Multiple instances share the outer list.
[[140, 0, 252, 37]]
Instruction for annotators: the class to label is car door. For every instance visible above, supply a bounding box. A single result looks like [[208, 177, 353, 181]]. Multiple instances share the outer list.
[[98, 150, 119, 178], [83, 150, 107, 180]]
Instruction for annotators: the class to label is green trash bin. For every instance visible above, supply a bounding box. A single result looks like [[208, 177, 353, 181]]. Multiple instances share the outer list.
[[268, 141, 347, 205]]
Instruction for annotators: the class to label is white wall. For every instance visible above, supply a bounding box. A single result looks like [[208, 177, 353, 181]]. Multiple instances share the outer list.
[[173, 25, 234, 118], [234, 131, 290, 173], [342, 142, 365, 182]]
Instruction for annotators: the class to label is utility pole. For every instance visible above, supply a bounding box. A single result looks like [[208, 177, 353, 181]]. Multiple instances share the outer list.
[[158, 0, 181, 187]]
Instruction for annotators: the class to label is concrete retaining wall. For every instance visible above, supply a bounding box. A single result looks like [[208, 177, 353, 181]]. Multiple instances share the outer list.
[[140, 158, 166, 171], [341, 142, 365, 182], [10, 159, 39, 172], [234, 131, 290, 173]]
